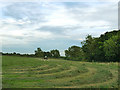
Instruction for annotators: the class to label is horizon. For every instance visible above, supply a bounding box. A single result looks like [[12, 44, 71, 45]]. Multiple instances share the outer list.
[[0, 1, 118, 56]]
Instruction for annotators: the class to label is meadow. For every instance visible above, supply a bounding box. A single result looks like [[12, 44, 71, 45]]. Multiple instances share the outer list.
[[2, 56, 118, 88]]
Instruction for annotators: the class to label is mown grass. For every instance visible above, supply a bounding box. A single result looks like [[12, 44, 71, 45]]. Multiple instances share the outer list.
[[2, 55, 118, 88]]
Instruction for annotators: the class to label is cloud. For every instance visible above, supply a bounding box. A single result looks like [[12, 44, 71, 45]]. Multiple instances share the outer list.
[[0, 2, 118, 55], [0, 17, 54, 46], [65, 2, 117, 29]]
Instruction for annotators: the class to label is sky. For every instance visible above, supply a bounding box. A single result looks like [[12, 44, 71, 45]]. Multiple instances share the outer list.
[[0, 1, 118, 56]]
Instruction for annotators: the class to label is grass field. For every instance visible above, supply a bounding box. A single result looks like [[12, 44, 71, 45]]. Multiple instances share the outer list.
[[2, 56, 118, 88]]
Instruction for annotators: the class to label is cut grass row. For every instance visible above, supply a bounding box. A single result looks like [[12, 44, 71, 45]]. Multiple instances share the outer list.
[[2, 56, 118, 88]]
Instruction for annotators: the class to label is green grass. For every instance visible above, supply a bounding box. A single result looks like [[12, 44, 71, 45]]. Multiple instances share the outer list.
[[2, 55, 118, 88]]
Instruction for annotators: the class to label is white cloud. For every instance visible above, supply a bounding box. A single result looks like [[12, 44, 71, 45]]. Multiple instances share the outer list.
[[0, 29, 53, 45], [0, 18, 31, 25], [45, 8, 79, 26], [0, 17, 54, 45], [0, 0, 119, 2], [0, 2, 118, 55]]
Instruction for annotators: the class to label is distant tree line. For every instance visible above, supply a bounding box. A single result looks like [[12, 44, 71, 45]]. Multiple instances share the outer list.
[[65, 30, 120, 62], [2, 52, 35, 57], [2, 48, 60, 58]]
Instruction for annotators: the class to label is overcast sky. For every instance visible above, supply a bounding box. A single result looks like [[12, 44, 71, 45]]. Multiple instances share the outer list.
[[0, 1, 118, 56]]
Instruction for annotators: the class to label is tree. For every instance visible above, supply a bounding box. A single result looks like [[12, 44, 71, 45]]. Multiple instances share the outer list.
[[43, 51, 52, 57], [104, 34, 120, 62], [35, 48, 44, 57], [93, 40, 105, 62], [65, 46, 83, 61], [92, 30, 120, 62], [13, 52, 16, 55], [81, 35, 97, 61], [50, 49, 60, 58]]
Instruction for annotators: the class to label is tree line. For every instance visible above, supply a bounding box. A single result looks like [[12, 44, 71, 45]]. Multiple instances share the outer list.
[[65, 30, 120, 62], [2, 30, 120, 62], [34, 48, 60, 58], [2, 48, 60, 58]]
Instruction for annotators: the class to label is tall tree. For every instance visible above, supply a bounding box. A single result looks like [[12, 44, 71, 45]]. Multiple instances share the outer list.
[[35, 48, 44, 57], [81, 35, 96, 61], [65, 46, 83, 61], [104, 34, 120, 62], [43, 51, 52, 57], [50, 49, 60, 58]]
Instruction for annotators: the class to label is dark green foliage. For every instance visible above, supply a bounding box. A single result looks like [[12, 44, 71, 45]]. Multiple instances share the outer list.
[[43, 51, 52, 58], [65, 46, 84, 61], [2, 52, 35, 57], [81, 35, 97, 61], [35, 48, 44, 57], [99, 30, 119, 42], [84, 30, 120, 62], [104, 34, 120, 62], [50, 49, 60, 58], [65, 30, 120, 62], [34, 48, 60, 58]]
